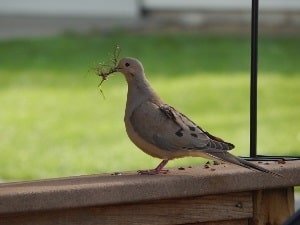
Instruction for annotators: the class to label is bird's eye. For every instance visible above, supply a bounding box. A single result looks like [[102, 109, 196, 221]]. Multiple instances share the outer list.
[[125, 63, 130, 67]]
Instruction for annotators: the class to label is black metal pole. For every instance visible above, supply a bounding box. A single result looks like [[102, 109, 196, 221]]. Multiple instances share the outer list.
[[250, 0, 259, 158]]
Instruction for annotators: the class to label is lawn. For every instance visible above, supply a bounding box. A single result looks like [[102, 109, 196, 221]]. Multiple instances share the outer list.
[[0, 33, 299, 181]]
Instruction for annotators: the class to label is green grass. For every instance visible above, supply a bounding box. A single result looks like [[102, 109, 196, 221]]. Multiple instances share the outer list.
[[0, 33, 299, 181]]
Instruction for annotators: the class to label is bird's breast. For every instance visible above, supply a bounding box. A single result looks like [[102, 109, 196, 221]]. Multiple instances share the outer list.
[[124, 116, 174, 160]]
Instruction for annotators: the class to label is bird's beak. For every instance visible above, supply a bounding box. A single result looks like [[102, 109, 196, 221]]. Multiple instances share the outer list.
[[115, 67, 122, 72]]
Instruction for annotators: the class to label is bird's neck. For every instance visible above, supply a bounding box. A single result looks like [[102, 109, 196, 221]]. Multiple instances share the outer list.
[[125, 78, 161, 116]]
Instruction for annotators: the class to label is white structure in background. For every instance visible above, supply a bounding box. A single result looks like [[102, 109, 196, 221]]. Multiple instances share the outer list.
[[1, 0, 300, 17], [143, 0, 300, 11], [0, 0, 139, 18], [0, 0, 299, 38]]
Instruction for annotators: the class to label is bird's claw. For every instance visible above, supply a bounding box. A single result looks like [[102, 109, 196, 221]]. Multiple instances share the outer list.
[[137, 169, 169, 175]]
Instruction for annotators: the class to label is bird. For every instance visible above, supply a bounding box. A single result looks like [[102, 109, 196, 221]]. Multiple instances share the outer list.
[[113, 57, 281, 176]]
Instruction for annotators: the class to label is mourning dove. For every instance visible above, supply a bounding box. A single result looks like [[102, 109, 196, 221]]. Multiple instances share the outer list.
[[113, 57, 281, 176]]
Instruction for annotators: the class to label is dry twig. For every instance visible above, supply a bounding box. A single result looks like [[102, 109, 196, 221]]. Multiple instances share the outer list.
[[94, 45, 121, 98]]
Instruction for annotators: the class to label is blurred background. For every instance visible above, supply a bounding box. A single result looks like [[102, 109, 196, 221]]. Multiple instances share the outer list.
[[0, 0, 299, 190]]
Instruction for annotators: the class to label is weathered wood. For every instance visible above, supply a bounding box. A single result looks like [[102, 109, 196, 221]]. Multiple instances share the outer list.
[[0, 161, 299, 214], [0, 161, 299, 225], [250, 187, 294, 225], [198, 219, 249, 225], [0, 192, 252, 225]]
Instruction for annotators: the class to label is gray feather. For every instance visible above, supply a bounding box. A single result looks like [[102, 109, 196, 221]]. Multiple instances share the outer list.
[[206, 152, 282, 177], [130, 101, 234, 153]]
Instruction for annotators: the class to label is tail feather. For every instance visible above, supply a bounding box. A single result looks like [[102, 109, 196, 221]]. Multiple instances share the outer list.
[[205, 132, 235, 151], [207, 152, 283, 177], [207, 139, 235, 151]]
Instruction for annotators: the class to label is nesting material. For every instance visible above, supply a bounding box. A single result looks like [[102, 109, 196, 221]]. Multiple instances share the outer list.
[[94, 45, 121, 97]]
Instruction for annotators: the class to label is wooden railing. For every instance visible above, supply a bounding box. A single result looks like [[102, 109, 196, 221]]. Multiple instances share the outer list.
[[0, 160, 299, 225]]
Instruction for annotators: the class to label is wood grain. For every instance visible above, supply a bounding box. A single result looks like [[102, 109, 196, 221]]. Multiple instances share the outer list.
[[0, 192, 252, 225], [190, 219, 249, 225], [1, 160, 299, 214], [250, 187, 294, 225]]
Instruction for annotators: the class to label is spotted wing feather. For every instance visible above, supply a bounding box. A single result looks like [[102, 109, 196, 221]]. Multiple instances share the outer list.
[[130, 102, 234, 152]]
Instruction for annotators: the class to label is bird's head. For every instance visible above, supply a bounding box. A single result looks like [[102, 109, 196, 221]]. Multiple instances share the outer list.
[[116, 57, 145, 82]]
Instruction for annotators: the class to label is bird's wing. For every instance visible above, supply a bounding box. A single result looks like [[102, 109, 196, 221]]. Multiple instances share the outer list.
[[130, 101, 234, 152]]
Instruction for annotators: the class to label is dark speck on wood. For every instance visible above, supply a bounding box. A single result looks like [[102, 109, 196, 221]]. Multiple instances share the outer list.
[[235, 202, 243, 208], [277, 159, 286, 164], [213, 161, 220, 165], [111, 172, 122, 176]]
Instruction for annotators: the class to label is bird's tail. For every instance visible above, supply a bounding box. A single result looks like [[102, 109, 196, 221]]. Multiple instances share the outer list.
[[207, 152, 283, 177]]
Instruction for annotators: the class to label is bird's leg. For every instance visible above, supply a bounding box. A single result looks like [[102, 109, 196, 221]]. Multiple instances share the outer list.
[[138, 160, 169, 175], [154, 159, 169, 173]]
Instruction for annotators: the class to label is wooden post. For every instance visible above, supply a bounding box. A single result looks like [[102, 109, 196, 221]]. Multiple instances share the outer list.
[[250, 187, 295, 225]]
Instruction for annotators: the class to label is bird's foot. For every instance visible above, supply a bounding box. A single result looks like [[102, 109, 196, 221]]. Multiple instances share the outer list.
[[137, 169, 169, 175], [138, 160, 170, 175]]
